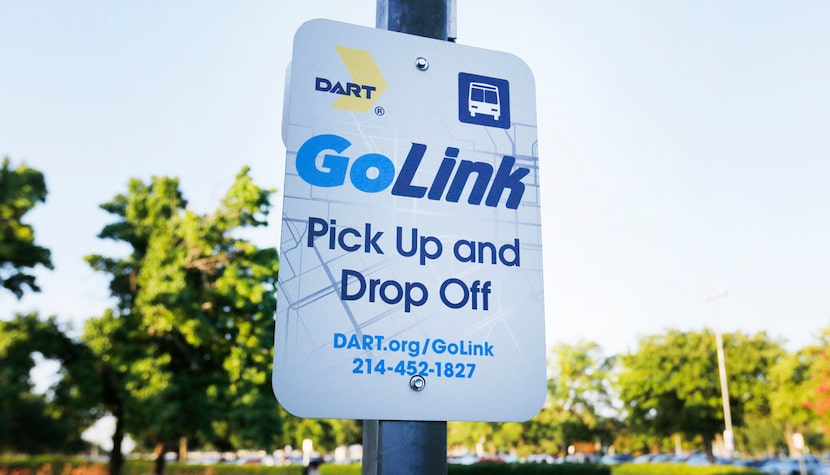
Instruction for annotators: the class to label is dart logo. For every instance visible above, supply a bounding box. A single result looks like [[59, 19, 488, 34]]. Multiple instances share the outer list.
[[315, 46, 387, 113]]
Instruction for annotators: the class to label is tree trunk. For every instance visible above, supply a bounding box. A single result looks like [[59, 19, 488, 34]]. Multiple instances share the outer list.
[[784, 424, 796, 457], [178, 437, 188, 464], [108, 405, 125, 475], [153, 441, 167, 475], [704, 435, 715, 463]]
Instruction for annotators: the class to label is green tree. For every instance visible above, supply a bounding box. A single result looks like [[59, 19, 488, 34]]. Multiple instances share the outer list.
[[802, 328, 830, 442], [0, 157, 52, 298], [524, 340, 617, 456], [447, 421, 527, 456], [769, 349, 814, 455], [448, 421, 494, 454], [769, 329, 830, 455], [280, 417, 362, 453], [0, 314, 99, 453], [618, 329, 783, 460], [86, 168, 280, 473], [450, 342, 617, 458], [84, 175, 186, 475], [726, 332, 786, 456], [134, 167, 280, 462], [807, 347, 830, 445]]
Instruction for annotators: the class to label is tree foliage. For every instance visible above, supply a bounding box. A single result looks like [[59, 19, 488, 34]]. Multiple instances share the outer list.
[[806, 337, 830, 435], [768, 328, 830, 453], [617, 329, 783, 457], [448, 341, 617, 457], [84, 168, 280, 470], [0, 157, 52, 299], [532, 340, 617, 454], [0, 314, 99, 453], [83, 175, 186, 474]]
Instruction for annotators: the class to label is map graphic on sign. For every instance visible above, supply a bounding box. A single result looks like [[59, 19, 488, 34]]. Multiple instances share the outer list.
[[274, 19, 544, 423], [458, 72, 511, 129]]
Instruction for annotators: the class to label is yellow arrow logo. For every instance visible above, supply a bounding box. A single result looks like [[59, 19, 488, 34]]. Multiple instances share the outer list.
[[331, 45, 387, 112]]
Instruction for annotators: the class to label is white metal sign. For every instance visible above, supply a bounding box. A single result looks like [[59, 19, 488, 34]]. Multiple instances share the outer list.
[[273, 19, 545, 422]]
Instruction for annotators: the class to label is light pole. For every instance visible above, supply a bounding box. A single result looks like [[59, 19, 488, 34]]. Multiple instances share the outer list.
[[703, 289, 733, 457]]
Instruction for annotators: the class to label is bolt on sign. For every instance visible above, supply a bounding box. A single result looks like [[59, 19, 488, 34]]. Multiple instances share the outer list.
[[273, 19, 546, 422]]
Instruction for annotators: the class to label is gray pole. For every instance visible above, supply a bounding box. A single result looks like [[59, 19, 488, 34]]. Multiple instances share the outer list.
[[704, 290, 734, 457], [376, 0, 455, 41], [362, 2, 453, 474]]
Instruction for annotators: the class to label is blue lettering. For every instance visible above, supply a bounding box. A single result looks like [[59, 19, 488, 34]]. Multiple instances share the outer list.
[[341, 268, 366, 301], [294, 134, 530, 209], [346, 334, 361, 350], [296, 134, 351, 187], [307, 217, 384, 254], [439, 278, 491, 310], [331, 82, 347, 95], [315, 77, 377, 98], [454, 238, 520, 266], [427, 148, 458, 200], [486, 156, 528, 209], [339, 268, 427, 313], [440, 278, 468, 309], [445, 160, 492, 205], [350, 153, 395, 192], [432, 339, 446, 354], [307, 216, 329, 248], [315, 77, 332, 92], [390, 143, 428, 198]]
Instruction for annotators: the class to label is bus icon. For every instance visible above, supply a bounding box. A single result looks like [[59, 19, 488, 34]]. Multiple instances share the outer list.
[[458, 72, 510, 129], [468, 82, 501, 121]]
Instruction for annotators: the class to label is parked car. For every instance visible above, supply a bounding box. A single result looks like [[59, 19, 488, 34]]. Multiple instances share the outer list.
[[600, 454, 634, 465], [759, 455, 823, 475], [448, 454, 479, 465], [685, 453, 711, 466], [632, 454, 655, 464], [734, 458, 774, 469], [649, 453, 673, 463], [526, 454, 555, 464]]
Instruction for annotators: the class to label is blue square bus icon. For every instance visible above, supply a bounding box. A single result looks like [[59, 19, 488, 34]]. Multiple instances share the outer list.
[[458, 72, 511, 129]]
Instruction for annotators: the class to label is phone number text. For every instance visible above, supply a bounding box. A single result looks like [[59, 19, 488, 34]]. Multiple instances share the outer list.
[[353, 358, 476, 379]]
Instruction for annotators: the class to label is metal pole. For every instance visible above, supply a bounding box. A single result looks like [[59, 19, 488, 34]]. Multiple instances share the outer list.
[[363, 420, 448, 474], [704, 290, 734, 457], [715, 329, 734, 454], [363, 2, 453, 474], [376, 0, 454, 40]]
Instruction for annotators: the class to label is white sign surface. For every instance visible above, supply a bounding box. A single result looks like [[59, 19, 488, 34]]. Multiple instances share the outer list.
[[273, 19, 545, 422]]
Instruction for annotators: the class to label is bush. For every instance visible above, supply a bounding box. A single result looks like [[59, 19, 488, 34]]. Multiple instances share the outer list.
[[449, 463, 610, 474], [318, 461, 763, 475], [319, 465, 361, 475], [1, 457, 764, 475], [320, 462, 611, 475], [121, 460, 153, 475], [0, 459, 307, 475], [0, 456, 107, 475], [158, 463, 304, 475], [610, 464, 761, 475]]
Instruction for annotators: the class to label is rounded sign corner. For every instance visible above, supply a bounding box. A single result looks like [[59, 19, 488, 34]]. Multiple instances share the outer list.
[[520, 380, 549, 422], [272, 377, 307, 419], [294, 18, 333, 34]]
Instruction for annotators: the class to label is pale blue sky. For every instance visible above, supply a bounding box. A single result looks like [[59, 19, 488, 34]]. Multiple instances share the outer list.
[[2, 1, 828, 358]]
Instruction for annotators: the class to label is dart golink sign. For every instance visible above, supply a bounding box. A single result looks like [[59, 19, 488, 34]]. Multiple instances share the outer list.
[[274, 19, 545, 422]]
